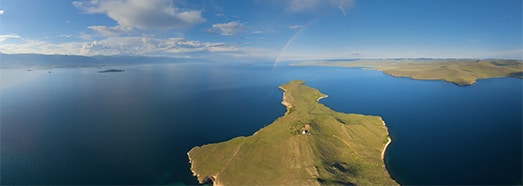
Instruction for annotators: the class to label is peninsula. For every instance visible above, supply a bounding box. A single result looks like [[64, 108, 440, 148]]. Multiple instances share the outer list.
[[293, 59, 523, 86], [187, 80, 397, 185]]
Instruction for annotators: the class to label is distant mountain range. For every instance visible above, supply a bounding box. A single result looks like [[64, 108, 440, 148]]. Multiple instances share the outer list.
[[0, 53, 203, 69]]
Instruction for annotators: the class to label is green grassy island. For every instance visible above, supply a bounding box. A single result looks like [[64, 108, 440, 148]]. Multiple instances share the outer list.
[[293, 59, 523, 86], [187, 80, 397, 185]]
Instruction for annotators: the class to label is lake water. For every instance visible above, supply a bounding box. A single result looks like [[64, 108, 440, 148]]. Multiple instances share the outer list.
[[1, 63, 521, 185]]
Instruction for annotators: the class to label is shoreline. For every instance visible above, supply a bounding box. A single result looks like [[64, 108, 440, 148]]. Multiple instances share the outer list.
[[279, 86, 292, 115], [188, 150, 222, 185], [291, 59, 523, 86], [380, 119, 397, 184], [187, 151, 199, 179], [381, 120, 392, 163], [381, 137, 392, 162], [185, 80, 398, 185], [317, 94, 328, 102]]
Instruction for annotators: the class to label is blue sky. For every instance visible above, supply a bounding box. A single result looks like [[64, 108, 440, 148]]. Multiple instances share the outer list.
[[0, 0, 521, 60]]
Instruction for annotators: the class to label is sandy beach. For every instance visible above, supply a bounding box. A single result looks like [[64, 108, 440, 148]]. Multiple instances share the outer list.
[[382, 137, 392, 162], [381, 120, 392, 162], [317, 94, 328, 102], [279, 86, 292, 115]]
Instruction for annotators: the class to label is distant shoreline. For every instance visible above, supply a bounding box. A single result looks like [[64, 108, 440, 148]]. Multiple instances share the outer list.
[[292, 59, 523, 86]]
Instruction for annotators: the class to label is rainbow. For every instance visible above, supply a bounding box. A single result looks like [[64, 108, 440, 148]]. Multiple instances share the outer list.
[[272, 18, 316, 70]]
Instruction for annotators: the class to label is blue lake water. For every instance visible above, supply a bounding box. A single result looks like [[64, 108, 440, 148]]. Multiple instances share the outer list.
[[1, 63, 521, 185]]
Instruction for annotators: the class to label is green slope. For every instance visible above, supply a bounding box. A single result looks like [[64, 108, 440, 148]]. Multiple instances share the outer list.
[[187, 80, 397, 185], [294, 59, 523, 86]]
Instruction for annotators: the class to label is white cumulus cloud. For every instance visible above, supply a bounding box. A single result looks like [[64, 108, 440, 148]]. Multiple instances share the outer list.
[[73, 0, 206, 32], [0, 9, 4, 15], [0, 34, 21, 42], [207, 21, 245, 36]]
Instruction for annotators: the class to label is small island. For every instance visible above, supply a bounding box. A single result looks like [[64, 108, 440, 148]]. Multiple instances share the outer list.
[[293, 59, 523, 86], [187, 80, 397, 185], [98, 69, 125, 73]]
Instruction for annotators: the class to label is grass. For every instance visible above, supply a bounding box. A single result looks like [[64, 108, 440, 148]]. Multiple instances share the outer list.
[[293, 59, 523, 86], [187, 80, 397, 185]]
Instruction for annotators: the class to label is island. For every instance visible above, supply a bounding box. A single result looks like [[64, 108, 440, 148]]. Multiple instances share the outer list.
[[98, 69, 125, 73], [187, 80, 397, 185], [292, 59, 523, 86]]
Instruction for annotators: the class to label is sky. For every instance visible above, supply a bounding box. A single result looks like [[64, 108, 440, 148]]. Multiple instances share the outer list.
[[0, 0, 521, 61]]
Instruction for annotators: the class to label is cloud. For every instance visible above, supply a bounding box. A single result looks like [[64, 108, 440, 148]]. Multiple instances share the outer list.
[[252, 31, 264, 34], [0, 35, 285, 60], [226, 47, 278, 59], [286, 0, 355, 15], [0, 40, 84, 55], [0, 35, 244, 57], [0, 34, 21, 42], [204, 42, 239, 52], [287, 0, 320, 13], [79, 32, 93, 40], [289, 25, 303, 29], [338, 5, 347, 15], [207, 21, 245, 36], [73, 0, 205, 31], [79, 37, 240, 56], [88, 25, 132, 37], [59, 34, 73, 38], [0, 9, 4, 15]]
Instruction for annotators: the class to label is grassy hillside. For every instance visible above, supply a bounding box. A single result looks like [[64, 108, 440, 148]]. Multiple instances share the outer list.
[[187, 80, 397, 185], [293, 59, 523, 86]]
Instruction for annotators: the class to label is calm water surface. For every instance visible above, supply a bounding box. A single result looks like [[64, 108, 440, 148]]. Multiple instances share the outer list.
[[1, 63, 521, 185]]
